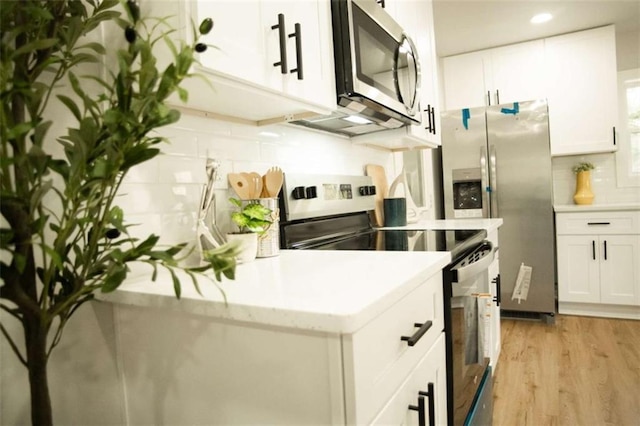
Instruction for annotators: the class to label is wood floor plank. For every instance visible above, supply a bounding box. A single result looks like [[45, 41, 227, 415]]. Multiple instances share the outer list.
[[493, 315, 640, 426]]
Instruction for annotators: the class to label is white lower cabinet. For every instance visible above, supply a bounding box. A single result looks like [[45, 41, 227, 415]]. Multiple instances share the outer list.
[[112, 273, 447, 425], [371, 333, 447, 425], [556, 210, 640, 319]]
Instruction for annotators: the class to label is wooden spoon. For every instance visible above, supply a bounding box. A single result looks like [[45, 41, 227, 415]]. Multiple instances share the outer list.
[[264, 167, 284, 198], [228, 173, 251, 199]]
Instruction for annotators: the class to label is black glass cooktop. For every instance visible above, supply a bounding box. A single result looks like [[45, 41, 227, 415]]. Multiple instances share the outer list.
[[312, 228, 486, 260], [280, 212, 487, 262]]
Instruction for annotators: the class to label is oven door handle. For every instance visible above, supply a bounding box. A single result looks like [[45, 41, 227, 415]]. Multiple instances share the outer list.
[[452, 242, 495, 283]]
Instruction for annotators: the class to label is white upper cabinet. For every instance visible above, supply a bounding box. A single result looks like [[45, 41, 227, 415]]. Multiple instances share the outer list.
[[141, 0, 335, 123], [545, 25, 618, 156], [442, 50, 487, 110], [442, 25, 619, 157], [488, 40, 546, 105], [442, 40, 545, 110]]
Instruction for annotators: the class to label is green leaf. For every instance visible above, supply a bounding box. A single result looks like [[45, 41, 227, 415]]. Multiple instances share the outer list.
[[122, 147, 160, 171], [75, 41, 106, 54], [12, 38, 58, 58], [31, 120, 53, 148], [177, 86, 188, 103], [57, 95, 82, 121], [101, 264, 127, 292], [7, 122, 33, 140], [169, 268, 181, 299]]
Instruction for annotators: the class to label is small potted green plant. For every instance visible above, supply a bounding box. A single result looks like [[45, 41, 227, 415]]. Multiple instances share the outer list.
[[572, 162, 595, 205], [226, 198, 273, 262], [572, 162, 595, 173]]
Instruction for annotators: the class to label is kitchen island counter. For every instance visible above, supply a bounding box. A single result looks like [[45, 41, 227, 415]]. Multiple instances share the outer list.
[[96, 249, 450, 334], [378, 218, 503, 233]]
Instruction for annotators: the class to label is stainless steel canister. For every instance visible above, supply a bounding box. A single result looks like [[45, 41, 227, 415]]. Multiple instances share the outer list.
[[257, 198, 279, 258]]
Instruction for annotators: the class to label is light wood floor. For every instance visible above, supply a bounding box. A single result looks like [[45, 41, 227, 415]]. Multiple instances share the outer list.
[[492, 315, 640, 426]]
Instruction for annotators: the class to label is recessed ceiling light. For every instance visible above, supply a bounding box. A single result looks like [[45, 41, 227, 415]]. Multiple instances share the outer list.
[[530, 13, 553, 24]]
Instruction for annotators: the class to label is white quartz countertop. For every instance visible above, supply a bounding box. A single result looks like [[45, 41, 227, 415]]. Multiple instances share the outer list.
[[554, 203, 640, 212], [96, 250, 450, 334], [378, 218, 503, 233]]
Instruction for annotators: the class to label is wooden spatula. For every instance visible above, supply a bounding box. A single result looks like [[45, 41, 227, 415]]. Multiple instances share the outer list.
[[228, 173, 251, 199], [249, 172, 263, 199], [365, 164, 389, 227]]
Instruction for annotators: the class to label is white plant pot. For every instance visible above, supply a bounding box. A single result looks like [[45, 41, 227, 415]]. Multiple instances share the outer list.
[[225, 233, 258, 263]]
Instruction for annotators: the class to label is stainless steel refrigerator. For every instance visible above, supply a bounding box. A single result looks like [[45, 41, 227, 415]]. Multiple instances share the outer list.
[[440, 99, 556, 318]]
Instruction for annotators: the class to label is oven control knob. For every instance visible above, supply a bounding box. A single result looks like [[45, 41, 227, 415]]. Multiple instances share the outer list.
[[368, 185, 377, 195], [358, 186, 368, 196], [305, 186, 317, 199], [292, 186, 306, 200]]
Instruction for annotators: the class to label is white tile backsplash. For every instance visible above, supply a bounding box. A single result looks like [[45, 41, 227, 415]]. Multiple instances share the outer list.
[[116, 113, 399, 246], [552, 153, 640, 205]]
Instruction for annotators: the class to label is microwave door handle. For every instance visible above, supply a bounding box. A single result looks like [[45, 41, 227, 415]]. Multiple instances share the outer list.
[[489, 144, 498, 218], [480, 145, 490, 218]]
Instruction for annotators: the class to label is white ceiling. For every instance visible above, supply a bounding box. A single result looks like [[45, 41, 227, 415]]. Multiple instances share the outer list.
[[432, 0, 640, 57]]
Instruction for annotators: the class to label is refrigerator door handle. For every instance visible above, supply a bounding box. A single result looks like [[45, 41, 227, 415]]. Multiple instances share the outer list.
[[480, 145, 490, 218], [489, 144, 498, 218]]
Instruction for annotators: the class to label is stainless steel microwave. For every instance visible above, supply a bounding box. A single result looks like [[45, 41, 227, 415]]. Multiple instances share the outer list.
[[332, 0, 422, 126]]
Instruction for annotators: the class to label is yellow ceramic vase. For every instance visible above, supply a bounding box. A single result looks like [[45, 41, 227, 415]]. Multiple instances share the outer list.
[[573, 171, 594, 205]]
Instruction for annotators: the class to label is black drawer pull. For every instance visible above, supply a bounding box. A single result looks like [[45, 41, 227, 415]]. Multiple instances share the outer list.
[[401, 320, 433, 346], [592, 240, 596, 260], [588, 222, 610, 226], [418, 382, 436, 426], [408, 395, 426, 426], [604, 240, 608, 260]]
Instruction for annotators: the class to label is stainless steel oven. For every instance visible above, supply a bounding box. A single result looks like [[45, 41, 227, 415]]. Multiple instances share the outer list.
[[278, 173, 497, 425]]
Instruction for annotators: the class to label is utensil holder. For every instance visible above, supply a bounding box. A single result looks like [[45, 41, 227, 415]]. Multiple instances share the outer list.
[[257, 198, 280, 258]]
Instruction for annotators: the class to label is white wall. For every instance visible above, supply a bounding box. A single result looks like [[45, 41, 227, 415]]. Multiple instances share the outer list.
[[119, 112, 400, 248]]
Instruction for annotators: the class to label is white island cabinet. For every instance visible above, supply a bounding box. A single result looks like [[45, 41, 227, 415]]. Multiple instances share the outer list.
[[556, 208, 640, 319], [97, 250, 450, 425]]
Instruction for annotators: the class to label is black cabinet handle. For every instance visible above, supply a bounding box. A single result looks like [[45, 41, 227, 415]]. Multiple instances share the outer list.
[[376, 0, 386, 8], [430, 106, 436, 135], [588, 222, 610, 226], [271, 13, 287, 74], [613, 126, 616, 145], [496, 89, 500, 105], [604, 240, 607, 260], [492, 274, 501, 306], [288, 23, 303, 80], [592, 240, 596, 260], [418, 382, 436, 426], [408, 395, 426, 426], [487, 91, 491, 106], [401, 320, 433, 346], [425, 105, 432, 132]]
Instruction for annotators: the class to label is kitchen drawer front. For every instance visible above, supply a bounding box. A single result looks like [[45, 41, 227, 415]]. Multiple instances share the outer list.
[[556, 211, 640, 235], [371, 333, 447, 426], [343, 273, 444, 424]]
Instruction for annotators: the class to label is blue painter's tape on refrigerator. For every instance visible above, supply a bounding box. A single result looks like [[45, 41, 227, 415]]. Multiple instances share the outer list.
[[500, 102, 519, 115], [462, 108, 471, 129]]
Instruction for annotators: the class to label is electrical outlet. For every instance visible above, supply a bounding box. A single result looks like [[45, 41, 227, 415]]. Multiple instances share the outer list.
[[213, 159, 232, 190]]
